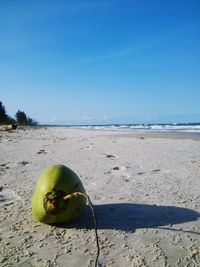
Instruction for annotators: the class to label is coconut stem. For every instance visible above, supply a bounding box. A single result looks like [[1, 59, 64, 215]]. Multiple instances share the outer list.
[[63, 192, 100, 267], [63, 191, 84, 200]]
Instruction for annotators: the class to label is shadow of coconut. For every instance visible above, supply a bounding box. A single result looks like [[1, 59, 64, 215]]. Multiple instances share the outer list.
[[60, 203, 200, 234]]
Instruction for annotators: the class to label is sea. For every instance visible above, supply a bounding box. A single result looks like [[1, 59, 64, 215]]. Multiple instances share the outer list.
[[52, 123, 200, 134]]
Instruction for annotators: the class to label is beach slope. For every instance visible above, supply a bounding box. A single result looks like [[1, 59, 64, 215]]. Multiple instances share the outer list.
[[0, 127, 200, 266]]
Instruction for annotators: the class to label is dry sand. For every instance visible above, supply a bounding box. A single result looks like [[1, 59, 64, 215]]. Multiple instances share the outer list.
[[0, 127, 200, 267]]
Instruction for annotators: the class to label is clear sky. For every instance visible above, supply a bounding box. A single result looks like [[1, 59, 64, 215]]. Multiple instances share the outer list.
[[1, 0, 200, 125]]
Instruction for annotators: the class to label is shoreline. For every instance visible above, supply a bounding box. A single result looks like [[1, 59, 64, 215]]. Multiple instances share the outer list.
[[9, 124, 200, 141], [110, 131, 200, 141], [44, 126, 200, 141]]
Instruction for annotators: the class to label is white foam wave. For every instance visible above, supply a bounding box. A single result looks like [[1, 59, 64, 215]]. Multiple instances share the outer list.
[[69, 123, 200, 133]]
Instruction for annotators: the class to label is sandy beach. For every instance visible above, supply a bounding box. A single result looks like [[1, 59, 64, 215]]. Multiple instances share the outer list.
[[0, 127, 200, 267]]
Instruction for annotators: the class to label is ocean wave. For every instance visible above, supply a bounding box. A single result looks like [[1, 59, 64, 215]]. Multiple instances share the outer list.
[[70, 123, 200, 133]]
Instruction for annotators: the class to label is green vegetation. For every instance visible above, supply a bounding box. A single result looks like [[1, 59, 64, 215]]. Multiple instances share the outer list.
[[15, 110, 37, 126], [0, 100, 38, 126]]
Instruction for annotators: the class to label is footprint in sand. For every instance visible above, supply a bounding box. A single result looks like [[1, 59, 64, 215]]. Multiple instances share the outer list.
[[37, 149, 47, 154], [104, 154, 119, 160], [112, 166, 130, 181], [113, 166, 120, 170], [84, 144, 93, 150], [18, 161, 29, 166], [137, 169, 161, 176], [112, 166, 128, 171], [137, 172, 145, 175], [106, 154, 116, 159], [0, 162, 10, 173], [81, 144, 93, 150], [152, 169, 161, 173]]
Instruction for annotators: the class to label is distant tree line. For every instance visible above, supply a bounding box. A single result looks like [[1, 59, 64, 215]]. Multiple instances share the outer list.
[[0, 100, 38, 126]]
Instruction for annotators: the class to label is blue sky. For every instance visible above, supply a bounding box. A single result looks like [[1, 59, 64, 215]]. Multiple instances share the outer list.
[[1, 0, 200, 124]]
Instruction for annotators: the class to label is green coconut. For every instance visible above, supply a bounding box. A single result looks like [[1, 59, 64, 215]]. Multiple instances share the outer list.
[[32, 164, 86, 224]]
